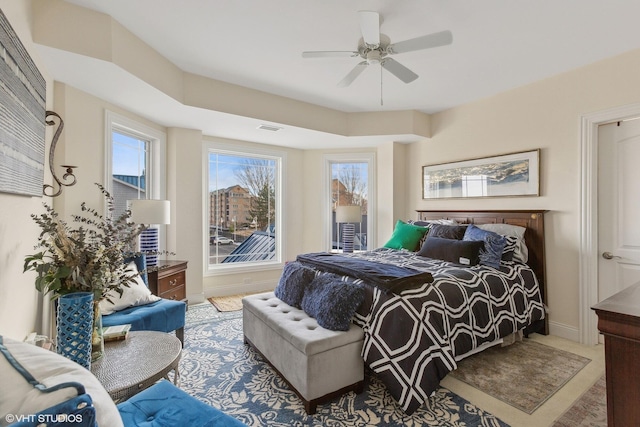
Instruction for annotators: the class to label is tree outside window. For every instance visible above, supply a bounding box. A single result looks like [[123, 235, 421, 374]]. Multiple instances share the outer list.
[[207, 151, 280, 267]]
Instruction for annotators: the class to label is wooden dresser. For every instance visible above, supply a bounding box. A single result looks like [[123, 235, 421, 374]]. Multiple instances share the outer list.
[[148, 260, 188, 303], [592, 282, 640, 427]]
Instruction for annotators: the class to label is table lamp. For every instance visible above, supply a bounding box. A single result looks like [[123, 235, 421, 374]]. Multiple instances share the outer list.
[[128, 199, 170, 266], [336, 205, 361, 253]]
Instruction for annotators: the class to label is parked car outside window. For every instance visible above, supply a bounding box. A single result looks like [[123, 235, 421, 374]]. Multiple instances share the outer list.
[[210, 236, 234, 245]]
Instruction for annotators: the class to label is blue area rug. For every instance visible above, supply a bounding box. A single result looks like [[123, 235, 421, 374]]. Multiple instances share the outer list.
[[181, 303, 509, 427]]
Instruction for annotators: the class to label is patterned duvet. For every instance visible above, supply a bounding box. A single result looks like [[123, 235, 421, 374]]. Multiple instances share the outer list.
[[308, 248, 546, 415]]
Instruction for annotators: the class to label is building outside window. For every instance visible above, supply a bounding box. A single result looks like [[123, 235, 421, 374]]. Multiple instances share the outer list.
[[206, 147, 282, 270]]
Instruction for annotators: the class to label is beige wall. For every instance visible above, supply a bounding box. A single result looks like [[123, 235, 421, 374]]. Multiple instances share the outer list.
[[0, 1, 55, 340], [406, 47, 640, 339], [4, 0, 640, 343]]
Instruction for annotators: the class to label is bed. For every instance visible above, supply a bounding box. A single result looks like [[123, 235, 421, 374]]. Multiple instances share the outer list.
[[287, 210, 548, 414]]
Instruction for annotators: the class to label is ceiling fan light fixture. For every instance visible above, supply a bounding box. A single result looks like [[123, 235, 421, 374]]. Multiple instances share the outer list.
[[366, 50, 382, 65]]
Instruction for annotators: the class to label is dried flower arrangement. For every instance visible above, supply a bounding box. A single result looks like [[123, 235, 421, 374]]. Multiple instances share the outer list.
[[24, 183, 154, 303]]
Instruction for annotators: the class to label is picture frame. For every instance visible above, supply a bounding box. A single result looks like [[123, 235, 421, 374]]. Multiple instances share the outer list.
[[0, 8, 46, 197], [422, 149, 540, 199]]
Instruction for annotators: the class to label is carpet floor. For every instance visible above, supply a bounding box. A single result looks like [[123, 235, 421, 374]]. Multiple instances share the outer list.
[[450, 340, 591, 414], [182, 303, 510, 426], [551, 374, 606, 427]]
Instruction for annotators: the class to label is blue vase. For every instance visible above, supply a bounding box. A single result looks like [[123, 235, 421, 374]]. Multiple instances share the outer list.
[[56, 292, 94, 369]]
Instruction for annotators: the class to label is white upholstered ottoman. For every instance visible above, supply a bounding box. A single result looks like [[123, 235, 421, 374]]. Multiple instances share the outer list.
[[242, 292, 365, 414]]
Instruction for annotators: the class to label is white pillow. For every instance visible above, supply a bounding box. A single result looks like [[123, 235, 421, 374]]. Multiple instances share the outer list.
[[99, 262, 160, 315], [0, 337, 123, 427], [477, 223, 528, 263]]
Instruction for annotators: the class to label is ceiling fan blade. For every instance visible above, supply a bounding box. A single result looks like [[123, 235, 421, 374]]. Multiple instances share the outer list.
[[359, 10, 380, 47], [381, 58, 418, 83], [337, 61, 368, 87], [388, 30, 453, 54], [302, 51, 359, 58]]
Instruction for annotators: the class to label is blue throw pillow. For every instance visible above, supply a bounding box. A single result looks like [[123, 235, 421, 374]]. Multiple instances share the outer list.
[[463, 224, 506, 269], [274, 262, 315, 308], [301, 274, 365, 331]]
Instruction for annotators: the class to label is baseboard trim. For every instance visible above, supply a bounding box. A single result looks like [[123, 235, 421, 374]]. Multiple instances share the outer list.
[[187, 294, 206, 304], [205, 279, 277, 299], [548, 320, 580, 342]]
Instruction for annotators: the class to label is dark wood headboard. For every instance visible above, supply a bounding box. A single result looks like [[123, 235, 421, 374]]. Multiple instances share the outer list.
[[416, 210, 548, 334]]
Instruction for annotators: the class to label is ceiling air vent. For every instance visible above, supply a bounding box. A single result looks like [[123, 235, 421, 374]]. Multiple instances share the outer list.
[[257, 124, 283, 132]]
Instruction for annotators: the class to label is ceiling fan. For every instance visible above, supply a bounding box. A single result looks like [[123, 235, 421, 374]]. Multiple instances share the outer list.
[[302, 10, 453, 88]]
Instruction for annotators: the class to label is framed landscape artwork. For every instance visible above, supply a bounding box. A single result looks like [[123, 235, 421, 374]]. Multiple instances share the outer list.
[[0, 8, 46, 197], [422, 149, 540, 199]]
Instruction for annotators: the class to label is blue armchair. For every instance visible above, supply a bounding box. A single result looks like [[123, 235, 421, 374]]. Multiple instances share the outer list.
[[2, 337, 247, 427], [102, 255, 186, 346]]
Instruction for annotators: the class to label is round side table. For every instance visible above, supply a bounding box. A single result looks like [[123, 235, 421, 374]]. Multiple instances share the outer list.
[[90, 331, 181, 402]]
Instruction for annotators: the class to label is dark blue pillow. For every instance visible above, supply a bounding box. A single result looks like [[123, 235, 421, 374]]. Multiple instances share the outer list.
[[417, 237, 484, 266], [427, 224, 468, 240], [463, 224, 506, 269], [274, 262, 315, 308], [301, 274, 365, 331]]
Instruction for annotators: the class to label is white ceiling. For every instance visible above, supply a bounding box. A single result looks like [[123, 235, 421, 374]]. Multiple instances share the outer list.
[[41, 0, 640, 148]]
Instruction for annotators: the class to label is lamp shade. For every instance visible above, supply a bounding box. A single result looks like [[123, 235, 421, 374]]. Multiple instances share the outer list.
[[335, 205, 361, 223], [128, 199, 170, 225]]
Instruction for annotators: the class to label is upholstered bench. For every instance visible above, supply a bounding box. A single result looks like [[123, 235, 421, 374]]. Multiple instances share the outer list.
[[242, 292, 365, 414]]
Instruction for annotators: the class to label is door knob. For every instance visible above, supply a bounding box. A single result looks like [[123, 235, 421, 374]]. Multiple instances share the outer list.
[[602, 251, 622, 260]]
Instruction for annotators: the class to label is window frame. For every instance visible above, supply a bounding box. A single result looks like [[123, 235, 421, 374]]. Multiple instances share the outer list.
[[104, 110, 167, 200], [203, 141, 285, 275], [104, 110, 167, 252], [323, 152, 376, 252]]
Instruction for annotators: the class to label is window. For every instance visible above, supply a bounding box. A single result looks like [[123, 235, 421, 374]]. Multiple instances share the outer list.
[[325, 153, 375, 252], [205, 144, 282, 271], [105, 111, 166, 209]]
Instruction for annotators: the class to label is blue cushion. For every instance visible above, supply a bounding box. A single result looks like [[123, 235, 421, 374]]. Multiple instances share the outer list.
[[462, 224, 507, 268], [118, 379, 247, 426], [301, 274, 364, 331], [274, 262, 315, 308], [102, 299, 186, 333]]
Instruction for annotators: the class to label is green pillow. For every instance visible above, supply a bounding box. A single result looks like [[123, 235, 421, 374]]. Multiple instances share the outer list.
[[383, 220, 429, 251]]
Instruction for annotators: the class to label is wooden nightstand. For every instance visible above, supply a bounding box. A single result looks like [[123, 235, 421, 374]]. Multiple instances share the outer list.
[[148, 260, 188, 303]]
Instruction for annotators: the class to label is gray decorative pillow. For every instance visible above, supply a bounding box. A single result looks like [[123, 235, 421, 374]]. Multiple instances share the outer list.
[[274, 262, 315, 308], [463, 224, 506, 269], [301, 274, 365, 331]]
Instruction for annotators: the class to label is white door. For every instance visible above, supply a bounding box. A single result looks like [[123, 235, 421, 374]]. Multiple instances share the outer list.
[[598, 119, 640, 309]]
